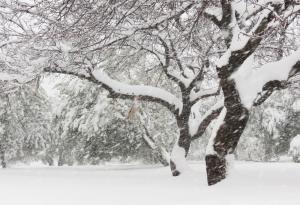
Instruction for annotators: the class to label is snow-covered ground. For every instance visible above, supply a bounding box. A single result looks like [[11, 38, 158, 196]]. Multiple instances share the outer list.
[[0, 161, 300, 205]]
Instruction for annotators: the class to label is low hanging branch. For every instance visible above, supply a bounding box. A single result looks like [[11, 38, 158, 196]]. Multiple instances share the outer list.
[[44, 66, 182, 116], [241, 49, 300, 108], [253, 80, 288, 106], [254, 60, 300, 106]]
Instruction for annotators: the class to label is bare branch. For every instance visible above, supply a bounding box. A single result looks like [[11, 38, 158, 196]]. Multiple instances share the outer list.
[[139, 2, 196, 31], [157, 36, 186, 89]]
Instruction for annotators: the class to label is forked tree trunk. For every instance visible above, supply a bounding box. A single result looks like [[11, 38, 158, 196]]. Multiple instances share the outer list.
[[205, 79, 249, 185]]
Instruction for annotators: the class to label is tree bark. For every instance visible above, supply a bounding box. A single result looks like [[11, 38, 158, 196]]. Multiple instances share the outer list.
[[57, 148, 65, 166], [206, 79, 249, 185], [45, 155, 54, 166], [170, 106, 192, 176], [153, 147, 170, 167], [170, 128, 191, 176], [0, 150, 6, 168]]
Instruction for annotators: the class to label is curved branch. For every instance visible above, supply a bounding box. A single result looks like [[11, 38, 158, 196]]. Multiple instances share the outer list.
[[253, 80, 288, 106], [253, 60, 300, 106], [44, 67, 182, 115], [191, 103, 224, 141], [204, 0, 232, 29], [190, 85, 221, 105], [204, 8, 221, 27]]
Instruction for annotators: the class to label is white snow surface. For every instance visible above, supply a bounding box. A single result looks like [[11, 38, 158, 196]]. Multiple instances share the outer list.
[[1, 162, 300, 205], [92, 69, 183, 112], [232, 49, 300, 108]]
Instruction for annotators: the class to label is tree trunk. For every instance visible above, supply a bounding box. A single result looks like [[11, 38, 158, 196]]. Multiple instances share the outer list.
[[57, 148, 64, 166], [45, 155, 54, 166], [154, 147, 170, 167], [205, 79, 249, 185], [293, 156, 300, 163], [170, 121, 191, 176], [170, 100, 193, 176], [0, 150, 6, 168]]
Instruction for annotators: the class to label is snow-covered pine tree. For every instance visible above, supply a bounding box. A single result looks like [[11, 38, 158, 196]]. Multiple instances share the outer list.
[[0, 78, 52, 166], [53, 77, 172, 165]]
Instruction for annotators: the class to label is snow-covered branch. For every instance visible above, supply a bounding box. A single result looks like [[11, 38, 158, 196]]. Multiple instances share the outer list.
[[204, 5, 223, 28], [190, 101, 224, 140], [92, 69, 182, 114], [233, 48, 300, 108], [190, 86, 221, 104], [44, 67, 182, 115]]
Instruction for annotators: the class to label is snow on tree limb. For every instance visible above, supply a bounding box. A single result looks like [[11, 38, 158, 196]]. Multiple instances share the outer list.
[[232, 48, 300, 108], [206, 1, 299, 67], [190, 86, 221, 104], [91, 69, 183, 114], [204, 6, 222, 22], [190, 101, 224, 140], [44, 67, 182, 115]]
